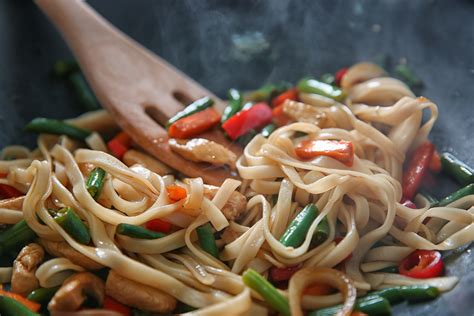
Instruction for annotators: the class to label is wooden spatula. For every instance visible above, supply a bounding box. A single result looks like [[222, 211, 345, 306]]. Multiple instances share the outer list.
[[35, 0, 241, 185]]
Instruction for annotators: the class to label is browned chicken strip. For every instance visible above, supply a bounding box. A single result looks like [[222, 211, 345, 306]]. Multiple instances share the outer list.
[[11, 243, 44, 296], [105, 270, 177, 313], [282, 99, 328, 126], [204, 185, 247, 221], [38, 239, 104, 270], [48, 272, 105, 311], [169, 138, 237, 169]]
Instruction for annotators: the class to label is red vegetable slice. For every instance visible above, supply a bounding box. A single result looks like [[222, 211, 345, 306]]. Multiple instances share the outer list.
[[402, 142, 435, 200], [399, 249, 444, 279], [271, 89, 298, 108], [400, 197, 417, 209], [270, 265, 302, 282], [429, 150, 442, 173], [295, 139, 354, 167], [272, 104, 291, 126], [168, 107, 220, 139], [222, 102, 273, 140], [103, 295, 131, 316], [0, 184, 23, 199], [107, 132, 132, 160], [145, 218, 172, 233], [166, 184, 187, 202], [335, 67, 348, 86]]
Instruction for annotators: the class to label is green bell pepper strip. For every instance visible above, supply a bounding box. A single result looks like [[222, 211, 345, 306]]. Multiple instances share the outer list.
[[196, 223, 219, 258], [394, 64, 423, 88], [280, 204, 318, 248], [244, 82, 292, 102], [0, 295, 40, 316], [221, 89, 243, 123], [116, 223, 166, 239], [297, 78, 346, 102], [320, 73, 336, 85], [438, 183, 474, 207], [55, 207, 91, 244], [25, 118, 92, 141], [86, 167, 106, 199], [440, 153, 474, 185], [371, 285, 439, 303], [166, 96, 214, 128], [261, 123, 276, 138], [27, 286, 60, 304], [52, 60, 79, 77], [419, 189, 439, 207], [242, 269, 290, 316], [68, 73, 100, 111], [311, 215, 329, 246], [309, 296, 391, 316], [375, 266, 399, 274], [0, 220, 36, 257]]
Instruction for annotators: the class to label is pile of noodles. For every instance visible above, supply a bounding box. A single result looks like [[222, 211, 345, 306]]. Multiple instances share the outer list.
[[0, 62, 473, 315]]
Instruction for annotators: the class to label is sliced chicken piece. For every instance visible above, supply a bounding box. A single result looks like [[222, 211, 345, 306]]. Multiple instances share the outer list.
[[38, 239, 103, 270], [282, 100, 328, 126], [11, 243, 44, 296], [48, 272, 105, 311], [169, 138, 237, 169], [105, 270, 176, 313], [204, 185, 247, 221]]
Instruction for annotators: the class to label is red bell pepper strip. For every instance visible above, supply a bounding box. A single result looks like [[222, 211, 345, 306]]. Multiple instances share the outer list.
[[107, 132, 132, 160], [429, 150, 442, 173], [168, 107, 220, 139], [221, 102, 273, 140], [402, 142, 435, 200], [270, 265, 302, 282], [0, 289, 41, 312], [399, 249, 444, 279], [335, 67, 348, 86], [166, 184, 187, 202], [295, 139, 354, 167], [303, 283, 336, 296], [0, 173, 8, 178], [272, 104, 291, 126], [103, 295, 131, 316], [145, 218, 172, 233], [0, 184, 23, 199], [271, 89, 298, 108], [401, 198, 417, 209]]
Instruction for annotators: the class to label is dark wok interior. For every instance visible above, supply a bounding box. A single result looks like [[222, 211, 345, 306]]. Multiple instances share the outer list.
[[0, 0, 473, 315]]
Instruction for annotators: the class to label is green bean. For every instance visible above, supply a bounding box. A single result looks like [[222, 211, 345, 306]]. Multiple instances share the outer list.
[[0, 220, 36, 257], [375, 266, 399, 274], [86, 167, 106, 199], [236, 129, 257, 147], [0, 295, 40, 316], [419, 189, 439, 207], [261, 123, 276, 138], [371, 285, 439, 304], [244, 82, 292, 102], [68, 73, 100, 111], [297, 78, 346, 102], [438, 183, 474, 207], [320, 73, 336, 85], [221, 89, 243, 123], [55, 207, 91, 244], [242, 269, 290, 316], [25, 118, 91, 141], [309, 296, 391, 316], [166, 96, 214, 128], [280, 204, 318, 248], [394, 64, 423, 88], [440, 153, 474, 185], [311, 216, 329, 246], [52, 60, 79, 77], [27, 286, 60, 304], [196, 223, 219, 258], [116, 223, 166, 239]]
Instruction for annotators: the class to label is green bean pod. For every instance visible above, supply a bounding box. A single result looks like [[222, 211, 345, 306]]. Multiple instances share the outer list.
[[25, 118, 91, 141], [375, 266, 399, 274], [166, 96, 214, 128], [0, 295, 40, 316], [438, 183, 474, 207], [27, 286, 60, 304], [440, 153, 474, 185], [297, 78, 346, 102], [244, 82, 292, 102], [116, 223, 166, 239], [320, 73, 336, 85], [242, 269, 290, 316], [221, 89, 243, 123], [55, 207, 91, 244], [68, 73, 100, 111], [86, 167, 106, 199], [370, 285, 439, 304], [311, 215, 330, 246], [261, 123, 276, 138], [280, 204, 318, 248], [0, 220, 36, 257], [419, 189, 439, 207], [309, 295, 391, 316], [196, 223, 219, 258]]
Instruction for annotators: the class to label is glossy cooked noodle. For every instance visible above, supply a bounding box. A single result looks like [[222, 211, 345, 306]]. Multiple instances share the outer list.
[[0, 62, 473, 315]]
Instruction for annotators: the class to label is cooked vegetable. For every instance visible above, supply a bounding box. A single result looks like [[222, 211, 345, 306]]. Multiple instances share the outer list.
[[399, 250, 444, 279], [335, 67, 348, 86], [0, 293, 40, 315], [236, 129, 258, 147], [196, 223, 219, 258], [297, 78, 345, 102], [295, 139, 355, 166], [166, 96, 214, 128], [103, 295, 131, 316], [145, 219, 172, 233], [221, 89, 243, 123], [261, 123, 276, 138], [86, 167, 106, 199], [440, 153, 474, 185], [242, 269, 290, 316], [222, 102, 273, 140], [320, 73, 335, 85], [303, 283, 335, 296], [0, 184, 23, 199], [438, 183, 474, 207], [429, 150, 442, 173], [280, 204, 318, 248], [400, 197, 417, 209], [373, 285, 439, 303], [166, 184, 187, 202], [27, 286, 60, 304], [419, 190, 439, 207], [25, 118, 91, 141], [245, 82, 292, 102], [0, 220, 36, 257], [271, 89, 298, 108], [69, 72, 100, 111], [107, 132, 132, 160], [54, 207, 91, 244], [270, 265, 301, 282], [376, 266, 399, 273], [52, 59, 80, 77], [116, 224, 166, 240], [168, 107, 220, 139], [394, 64, 423, 88], [402, 142, 435, 200], [309, 295, 390, 316], [272, 104, 291, 126], [311, 215, 330, 246]]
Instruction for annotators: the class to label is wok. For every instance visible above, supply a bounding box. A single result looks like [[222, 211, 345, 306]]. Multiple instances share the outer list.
[[0, 1, 472, 315]]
